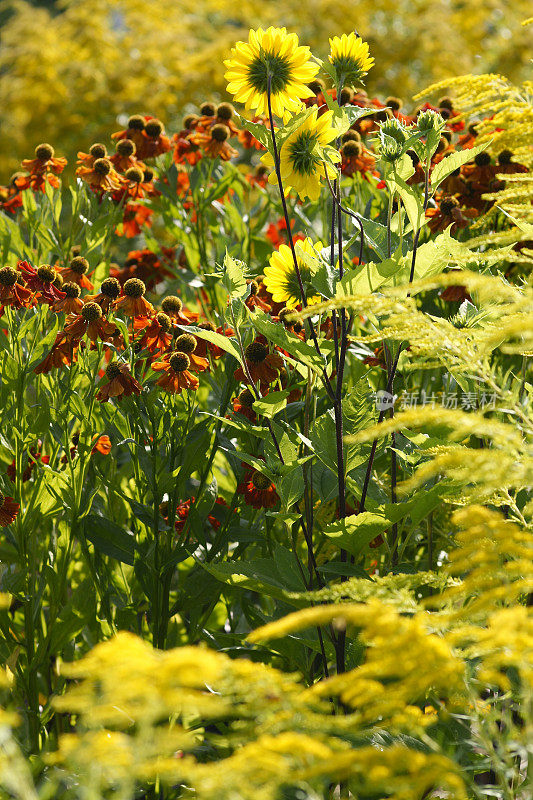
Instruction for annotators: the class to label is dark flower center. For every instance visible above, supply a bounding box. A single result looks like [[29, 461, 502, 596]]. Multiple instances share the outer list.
[[0, 267, 18, 286], [211, 124, 230, 143], [245, 341, 268, 363], [127, 115, 145, 131], [82, 302, 103, 322], [174, 333, 197, 354], [252, 471, 272, 490], [156, 312, 172, 332], [145, 119, 163, 138], [170, 352, 190, 372], [64, 282, 81, 298], [162, 295, 183, 314], [106, 362, 122, 379], [90, 143, 107, 158], [101, 277, 121, 298], [35, 143, 54, 161], [117, 139, 135, 156], [124, 278, 146, 298], [70, 256, 89, 274], [94, 158, 112, 176], [37, 265, 56, 283]]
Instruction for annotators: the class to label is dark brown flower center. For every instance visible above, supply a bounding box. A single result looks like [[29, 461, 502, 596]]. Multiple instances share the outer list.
[[145, 119, 163, 138], [94, 158, 112, 176], [200, 102, 216, 117], [156, 312, 172, 332], [117, 139, 136, 156], [101, 277, 121, 298], [474, 152, 491, 167], [0, 267, 18, 286], [252, 472, 271, 490], [174, 333, 196, 354], [82, 302, 103, 322], [70, 256, 89, 275], [35, 143, 54, 161], [216, 102, 234, 121], [106, 362, 122, 379], [161, 295, 182, 314], [170, 352, 190, 372], [37, 265, 56, 283], [124, 278, 145, 298], [245, 341, 268, 363], [127, 115, 145, 131], [64, 282, 81, 298], [126, 167, 144, 183], [238, 389, 255, 407], [90, 143, 107, 159], [211, 124, 229, 143]]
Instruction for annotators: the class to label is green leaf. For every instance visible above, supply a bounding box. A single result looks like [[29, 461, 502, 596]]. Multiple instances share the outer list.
[[235, 114, 270, 149], [277, 462, 305, 508], [83, 515, 136, 565], [223, 250, 247, 299], [178, 324, 242, 363], [253, 390, 291, 418], [430, 141, 490, 191], [251, 310, 326, 374], [322, 512, 391, 557]]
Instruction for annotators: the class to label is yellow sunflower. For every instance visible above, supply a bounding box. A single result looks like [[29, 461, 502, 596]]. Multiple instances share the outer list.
[[261, 108, 340, 202], [224, 27, 318, 120], [264, 237, 323, 309], [328, 33, 375, 86]]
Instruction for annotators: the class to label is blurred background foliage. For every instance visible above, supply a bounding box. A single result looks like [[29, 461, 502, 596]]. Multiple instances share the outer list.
[[0, 0, 531, 174]]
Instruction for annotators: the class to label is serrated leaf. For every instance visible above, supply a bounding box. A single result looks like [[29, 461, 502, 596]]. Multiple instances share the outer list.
[[253, 390, 291, 418], [430, 141, 490, 190]]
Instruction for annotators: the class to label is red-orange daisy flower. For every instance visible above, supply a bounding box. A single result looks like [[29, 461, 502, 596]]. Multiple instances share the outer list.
[[109, 139, 145, 172], [17, 261, 65, 305], [76, 157, 124, 192], [152, 351, 200, 394], [34, 332, 80, 374], [189, 124, 238, 161], [84, 277, 121, 312], [232, 388, 257, 423], [59, 256, 94, 290], [0, 266, 34, 308], [135, 312, 173, 356], [16, 143, 67, 192], [0, 491, 20, 527], [238, 466, 279, 510], [52, 282, 84, 314], [234, 339, 284, 392], [76, 143, 108, 170], [113, 278, 155, 318], [160, 295, 198, 325], [63, 302, 117, 343], [117, 203, 154, 238], [172, 333, 209, 373], [96, 361, 142, 403]]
